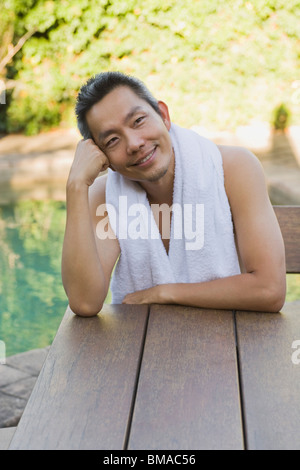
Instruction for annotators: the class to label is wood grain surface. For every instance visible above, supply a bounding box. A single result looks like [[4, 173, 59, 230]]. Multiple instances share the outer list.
[[9, 304, 149, 450], [128, 305, 244, 450], [236, 306, 300, 450]]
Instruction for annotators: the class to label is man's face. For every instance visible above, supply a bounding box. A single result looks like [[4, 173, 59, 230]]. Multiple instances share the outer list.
[[86, 86, 173, 183]]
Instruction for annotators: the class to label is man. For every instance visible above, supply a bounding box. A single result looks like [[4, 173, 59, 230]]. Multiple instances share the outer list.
[[61, 71, 286, 316]]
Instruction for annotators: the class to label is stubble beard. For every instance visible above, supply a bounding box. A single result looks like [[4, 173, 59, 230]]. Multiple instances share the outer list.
[[145, 166, 169, 182], [144, 145, 174, 183]]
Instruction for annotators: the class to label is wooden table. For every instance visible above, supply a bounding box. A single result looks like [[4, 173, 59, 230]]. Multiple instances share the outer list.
[[9, 303, 300, 450]]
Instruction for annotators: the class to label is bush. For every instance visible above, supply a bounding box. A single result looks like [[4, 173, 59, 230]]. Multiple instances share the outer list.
[[273, 103, 291, 131]]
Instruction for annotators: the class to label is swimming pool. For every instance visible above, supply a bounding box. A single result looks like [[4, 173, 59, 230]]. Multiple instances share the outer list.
[[0, 200, 69, 356], [0, 200, 299, 357]]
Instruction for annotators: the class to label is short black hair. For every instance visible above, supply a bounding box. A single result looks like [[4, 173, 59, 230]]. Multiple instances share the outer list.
[[75, 71, 161, 139]]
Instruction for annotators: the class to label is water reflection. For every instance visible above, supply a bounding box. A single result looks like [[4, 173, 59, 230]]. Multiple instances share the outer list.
[[0, 200, 68, 356]]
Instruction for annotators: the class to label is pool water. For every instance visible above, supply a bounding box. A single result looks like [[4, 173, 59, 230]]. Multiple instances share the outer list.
[[0, 200, 299, 357], [0, 201, 69, 356]]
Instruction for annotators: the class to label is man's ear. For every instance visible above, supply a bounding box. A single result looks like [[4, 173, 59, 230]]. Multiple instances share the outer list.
[[158, 101, 171, 131]]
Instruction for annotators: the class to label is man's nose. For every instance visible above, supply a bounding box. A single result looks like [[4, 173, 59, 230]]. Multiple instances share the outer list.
[[126, 131, 145, 154]]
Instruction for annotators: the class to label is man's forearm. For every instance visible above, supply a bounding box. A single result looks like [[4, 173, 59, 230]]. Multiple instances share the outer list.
[[61, 182, 107, 316], [160, 272, 285, 313], [123, 272, 285, 313]]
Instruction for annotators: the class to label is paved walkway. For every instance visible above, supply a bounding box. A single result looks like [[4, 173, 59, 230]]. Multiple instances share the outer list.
[[0, 347, 49, 428], [210, 126, 300, 205]]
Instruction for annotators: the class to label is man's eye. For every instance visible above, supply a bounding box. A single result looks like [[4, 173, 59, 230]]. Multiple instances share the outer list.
[[106, 137, 118, 147], [135, 116, 146, 125]]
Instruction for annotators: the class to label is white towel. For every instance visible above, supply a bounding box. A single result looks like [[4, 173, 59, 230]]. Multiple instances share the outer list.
[[105, 123, 241, 303]]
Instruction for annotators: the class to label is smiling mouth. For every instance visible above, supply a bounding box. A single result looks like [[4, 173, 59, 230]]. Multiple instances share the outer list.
[[132, 147, 157, 166]]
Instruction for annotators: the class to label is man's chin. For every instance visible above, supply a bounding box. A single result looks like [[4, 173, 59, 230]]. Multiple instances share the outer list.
[[124, 166, 168, 184], [145, 167, 168, 182]]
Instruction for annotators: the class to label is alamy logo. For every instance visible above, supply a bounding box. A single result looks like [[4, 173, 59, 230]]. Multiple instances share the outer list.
[[291, 340, 300, 365], [0, 340, 6, 365], [96, 197, 205, 251]]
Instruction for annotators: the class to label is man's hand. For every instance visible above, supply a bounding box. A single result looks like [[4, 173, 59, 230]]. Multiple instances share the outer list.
[[68, 139, 110, 188], [122, 285, 171, 305]]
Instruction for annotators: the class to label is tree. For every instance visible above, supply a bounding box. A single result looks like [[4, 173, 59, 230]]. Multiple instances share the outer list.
[[1, 0, 300, 135]]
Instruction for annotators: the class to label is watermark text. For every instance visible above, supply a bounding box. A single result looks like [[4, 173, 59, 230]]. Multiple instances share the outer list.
[[96, 197, 205, 251], [291, 340, 300, 365]]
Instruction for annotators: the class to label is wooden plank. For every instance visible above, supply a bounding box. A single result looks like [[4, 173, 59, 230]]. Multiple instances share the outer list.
[[0, 428, 16, 450], [128, 305, 244, 450], [9, 304, 148, 450], [273, 205, 300, 273], [236, 305, 300, 450]]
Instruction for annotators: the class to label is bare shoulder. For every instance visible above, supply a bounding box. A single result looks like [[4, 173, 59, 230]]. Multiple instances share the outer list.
[[217, 144, 267, 204], [217, 144, 263, 173], [88, 173, 108, 213]]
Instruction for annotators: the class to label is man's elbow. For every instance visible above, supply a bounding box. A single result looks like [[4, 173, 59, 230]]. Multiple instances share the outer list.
[[69, 300, 103, 317], [263, 282, 286, 313]]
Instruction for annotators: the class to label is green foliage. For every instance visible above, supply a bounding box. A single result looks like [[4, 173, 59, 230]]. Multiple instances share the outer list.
[[286, 274, 300, 302], [1, 0, 300, 134], [273, 103, 290, 130]]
